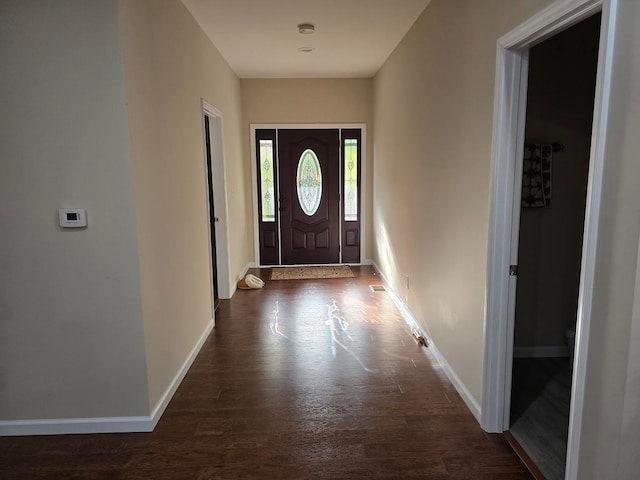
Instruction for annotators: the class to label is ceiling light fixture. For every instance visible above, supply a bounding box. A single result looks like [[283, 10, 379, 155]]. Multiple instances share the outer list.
[[298, 46, 315, 53], [298, 23, 315, 34]]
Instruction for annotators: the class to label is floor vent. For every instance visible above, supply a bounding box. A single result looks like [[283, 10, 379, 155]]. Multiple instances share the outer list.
[[369, 285, 386, 292]]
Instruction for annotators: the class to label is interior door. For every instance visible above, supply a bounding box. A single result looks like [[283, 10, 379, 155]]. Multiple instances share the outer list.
[[278, 129, 340, 264], [204, 115, 219, 305]]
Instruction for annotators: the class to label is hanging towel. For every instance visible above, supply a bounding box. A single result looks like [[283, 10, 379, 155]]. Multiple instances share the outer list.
[[521, 144, 552, 208]]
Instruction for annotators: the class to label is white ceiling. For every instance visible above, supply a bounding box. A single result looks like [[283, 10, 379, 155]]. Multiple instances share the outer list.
[[181, 0, 431, 78]]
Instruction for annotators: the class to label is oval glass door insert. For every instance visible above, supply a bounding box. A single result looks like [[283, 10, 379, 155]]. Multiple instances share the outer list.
[[296, 149, 322, 216]]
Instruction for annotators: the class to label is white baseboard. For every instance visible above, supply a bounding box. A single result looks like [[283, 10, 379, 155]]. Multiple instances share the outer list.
[[370, 260, 387, 283], [424, 339, 482, 423], [0, 318, 215, 437], [240, 262, 255, 279], [0, 415, 153, 436], [230, 262, 256, 298], [371, 261, 482, 423], [148, 317, 215, 428], [513, 346, 570, 358]]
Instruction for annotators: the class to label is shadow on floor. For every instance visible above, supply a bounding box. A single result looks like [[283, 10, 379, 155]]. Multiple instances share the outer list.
[[510, 357, 573, 480]]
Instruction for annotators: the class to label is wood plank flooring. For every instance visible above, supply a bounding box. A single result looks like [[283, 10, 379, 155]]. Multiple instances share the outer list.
[[1, 266, 532, 479]]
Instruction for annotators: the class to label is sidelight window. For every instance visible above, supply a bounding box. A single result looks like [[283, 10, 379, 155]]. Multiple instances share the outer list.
[[344, 138, 358, 221], [259, 139, 275, 222]]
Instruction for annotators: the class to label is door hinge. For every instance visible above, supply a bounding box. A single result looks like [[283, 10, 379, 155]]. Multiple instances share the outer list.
[[339, 245, 341, 252], [509, 265, 518, 276]]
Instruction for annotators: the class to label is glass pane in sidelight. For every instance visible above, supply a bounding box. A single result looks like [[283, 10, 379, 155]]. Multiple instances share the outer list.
[[259, 140, 275, 222], [344, 139, 358, 221], [296, 149, 322, 216]]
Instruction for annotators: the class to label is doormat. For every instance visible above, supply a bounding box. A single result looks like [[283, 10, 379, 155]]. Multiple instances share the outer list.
[[271, 266, 355, 281]]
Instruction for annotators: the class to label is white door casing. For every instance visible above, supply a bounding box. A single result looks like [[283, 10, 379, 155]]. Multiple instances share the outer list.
[[482, 1, 616, 479], [202, 100, 232, 300]]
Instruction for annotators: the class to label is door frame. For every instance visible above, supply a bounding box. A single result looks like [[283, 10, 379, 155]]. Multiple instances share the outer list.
[[481, 0, 617, 478], [250, 124, 367, 266], [202, 100, 232, 300]]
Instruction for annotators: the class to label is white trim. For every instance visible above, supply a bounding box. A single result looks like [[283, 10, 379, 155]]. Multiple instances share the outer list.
[[426, 335, 482, 424], [0, 416, 153, 437], [230, 261, 256, 297], [513, 346, 570, 358], [499, 0, 602, 48], [0, 318, 215, 436], [251, 123, 366, 130], [482, 2, 616, 479], [250, 128, 261, 266], [202, 100, 233, 299], [372, 261, 481, 423], [147, 317, 215, 427], [566, 2, 616, 478], [504, 51, 530, 429], [355, 126, 368, 262], [239, 261, 254, 279], [482, 43, 530, 435], [250, 124, 368, 267]]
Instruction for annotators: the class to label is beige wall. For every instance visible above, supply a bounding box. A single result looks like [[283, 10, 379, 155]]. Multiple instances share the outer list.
[[373, 0, 554, 405], [374, 0, 640, 477], [514, 15, 600, 350], [0, 0, 251, 423], [241, 78, 374, 261], [0, 0, 149, 419], [119, 0, 248, 410]]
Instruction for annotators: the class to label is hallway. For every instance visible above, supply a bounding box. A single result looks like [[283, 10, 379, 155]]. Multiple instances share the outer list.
[[1, 266, 531, 479]]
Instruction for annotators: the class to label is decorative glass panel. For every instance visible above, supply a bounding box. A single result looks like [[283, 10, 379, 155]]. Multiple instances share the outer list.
[[344, 139, 358, 221], [296, 149, 322, 216], [259, 140, 275, 222]]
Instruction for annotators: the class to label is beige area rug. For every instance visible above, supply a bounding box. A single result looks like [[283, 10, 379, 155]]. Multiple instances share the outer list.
[[270, 266, 355, 280]]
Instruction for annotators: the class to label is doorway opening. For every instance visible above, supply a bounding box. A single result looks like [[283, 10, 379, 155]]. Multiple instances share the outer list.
[[482, 1, 616, 479], [508, 14, 601, 480], [252, 125, 365, 266]]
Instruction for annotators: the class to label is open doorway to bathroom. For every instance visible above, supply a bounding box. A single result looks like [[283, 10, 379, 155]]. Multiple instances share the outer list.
[[508, 13, 601, 480]]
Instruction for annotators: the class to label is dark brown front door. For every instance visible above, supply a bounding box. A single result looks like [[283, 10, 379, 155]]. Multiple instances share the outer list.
[[278, 129, 340, 264]]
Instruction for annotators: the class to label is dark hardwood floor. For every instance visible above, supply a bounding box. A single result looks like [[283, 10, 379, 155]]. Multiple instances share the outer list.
[[1, 266, 532, 479]]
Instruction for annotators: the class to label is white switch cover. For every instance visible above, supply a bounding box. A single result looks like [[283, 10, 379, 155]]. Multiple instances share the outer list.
[[59, 209, 87, 228]]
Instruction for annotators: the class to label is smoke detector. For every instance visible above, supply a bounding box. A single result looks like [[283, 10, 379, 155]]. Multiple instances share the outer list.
[[298, 23, 315, 34]]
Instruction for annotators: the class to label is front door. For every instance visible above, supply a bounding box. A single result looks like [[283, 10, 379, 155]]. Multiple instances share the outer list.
[[278, 129, 340, 264]]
